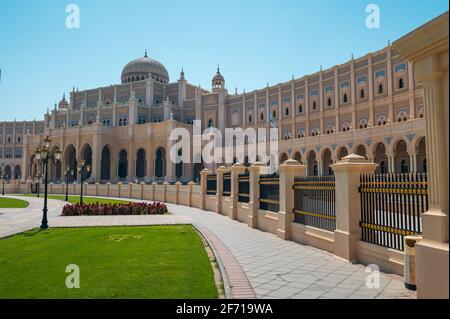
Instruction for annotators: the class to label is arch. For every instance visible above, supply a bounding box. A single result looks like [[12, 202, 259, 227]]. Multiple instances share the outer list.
[[64, 144, 77, 182], [279, 153, 288, 164], [394, 140, 410, 173], [118, 149, 128, 179], [101, 145, 111, 181], [337, 146, 349, 160], [374, 142, 388, 174], [355, 144, 367, 159], [307, 151, 318, 176], [50, 145, 62, 182], [80, 143, 93, 180], [175, 148, 183, 179], [4, 165, 11, 180], [416, 137, 426, 173], [293, 151, 302, 164], [155, 147, 166, 179], [14, 165, 21, 179], [136, 148, 146, 178], [193, 161, 204, 183], [322, 149, 333, 176]]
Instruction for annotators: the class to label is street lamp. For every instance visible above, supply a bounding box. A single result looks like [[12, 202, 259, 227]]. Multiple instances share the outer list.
[[77, 160, 91, 205], [35, 172, 42, 197], [1, 167, 5, 196], [64, 167, 73, 202], [34, 136, 62, 230]]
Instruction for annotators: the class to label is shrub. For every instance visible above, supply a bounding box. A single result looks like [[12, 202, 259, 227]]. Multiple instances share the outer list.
[[61, 202, 168, 216]]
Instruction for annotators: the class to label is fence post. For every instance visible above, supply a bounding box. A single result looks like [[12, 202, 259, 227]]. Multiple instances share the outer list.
[[95, 182, 99, 196], [278, 159, 306, 240], [175, 181, 181, 204], [216, 166, 226, 214], [248, 162, 266, 228], [187, 181, 194, 207], [107, 182, 111, 197], [200, 168, 211, 210], [140, 182, 145, 200], [331, 154, 378, 262], [163, 181, 169, 203], [231, 163, 247, 220], [117, 182, 122, 198]]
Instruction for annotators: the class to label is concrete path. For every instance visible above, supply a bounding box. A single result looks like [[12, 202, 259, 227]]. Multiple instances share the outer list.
[[0, 195, 416, 299]]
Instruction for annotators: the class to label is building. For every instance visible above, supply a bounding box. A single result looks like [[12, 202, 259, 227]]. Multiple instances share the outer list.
[[1, 32, 427, 185]]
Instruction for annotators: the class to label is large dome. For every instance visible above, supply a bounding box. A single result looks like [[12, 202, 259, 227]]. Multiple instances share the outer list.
[[121, 52, 169, 84]]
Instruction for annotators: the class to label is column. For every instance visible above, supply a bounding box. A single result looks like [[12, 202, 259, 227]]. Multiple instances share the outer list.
[[248, 162, 265, 228], [199, 168, 211, 210], [331, 154, 378, 261], [230, 163, 247, 220], [277, 159, 306, 240], [216, 166, 226, 214]]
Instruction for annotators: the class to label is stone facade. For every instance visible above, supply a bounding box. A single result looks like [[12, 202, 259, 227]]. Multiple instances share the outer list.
[[0, 28, 429, 184]]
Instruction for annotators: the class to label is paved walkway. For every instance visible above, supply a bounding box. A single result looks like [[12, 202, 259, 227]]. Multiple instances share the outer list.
[[0, 195, 416, 299]]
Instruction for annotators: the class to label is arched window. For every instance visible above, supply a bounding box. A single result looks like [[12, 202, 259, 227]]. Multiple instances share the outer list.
[[312, 101, 317, 110], [260, 113, 264, 121], [208, 118, 213, 127], [272, 110, 276, 119], [378, 83, 384, 94], [248, 115, 252, 123], [327, 98, 332, 107], [298, 104, 303, 113], [360, 89, 365, 99], [285, 108, 289, 116], [380, 161, 387, 174], [343, 94, 348, 103], [398, 78, 404, 89], [401, 160, 409, 174]]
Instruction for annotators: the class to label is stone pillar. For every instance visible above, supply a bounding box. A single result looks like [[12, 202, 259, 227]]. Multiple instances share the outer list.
[[162, 181, 169, 203], [216, 166, 228, 214], [331, 154, 378, 261], [187, 181, 194, 207], [175, 181, 181, 204], [230, 163, 247, 220], [199, 168, 211, 210], [248, 162, 265, 228], [277, 160, 306, 240]]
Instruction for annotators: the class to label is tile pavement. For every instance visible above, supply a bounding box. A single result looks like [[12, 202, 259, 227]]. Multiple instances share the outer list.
[[0, 195, 416, 299]]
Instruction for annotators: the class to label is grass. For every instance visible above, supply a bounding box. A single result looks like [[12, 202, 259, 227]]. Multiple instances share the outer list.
[[21, 194, 131, 205], [0, 225, 218, 299], [0, 197, 29, 208]]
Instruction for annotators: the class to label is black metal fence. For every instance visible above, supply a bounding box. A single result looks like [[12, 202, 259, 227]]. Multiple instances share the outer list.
[[293, 176, 336, 231], [223, 172, 231, 197], [238, 170, 250, 203], [206, 174, 217, 195], [259, 173, 279, 212], [359, 173, 428, 251]]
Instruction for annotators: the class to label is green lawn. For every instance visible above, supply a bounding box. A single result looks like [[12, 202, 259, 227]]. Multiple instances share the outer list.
[[0, 197, 29, 208], [0, 225, 218, 299], [22, 194, 131, 205]]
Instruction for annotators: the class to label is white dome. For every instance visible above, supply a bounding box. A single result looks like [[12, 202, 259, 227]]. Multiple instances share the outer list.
[[121, 52, 169, 84]]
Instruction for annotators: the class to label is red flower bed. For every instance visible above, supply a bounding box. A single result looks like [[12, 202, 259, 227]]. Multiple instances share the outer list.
[[61, 202, 168, 216]]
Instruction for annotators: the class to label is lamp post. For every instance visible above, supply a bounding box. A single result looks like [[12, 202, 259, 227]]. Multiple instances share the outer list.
[[64, 167, 72, 202], [34, 136, 62, 230], [1, 169, 5, 196], [35, 172, 41, 197], [77, 160, 91, 205]]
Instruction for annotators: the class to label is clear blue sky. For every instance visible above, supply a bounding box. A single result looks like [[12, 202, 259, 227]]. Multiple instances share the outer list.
[[0, 0, 447, 121]]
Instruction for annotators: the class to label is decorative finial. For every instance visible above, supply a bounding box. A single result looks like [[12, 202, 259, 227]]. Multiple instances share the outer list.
[[320, 65, 323, 71], [267, 82, 269, 87], [388, 39, 391, 46], [144, 49, 148, 57], [217, 64, 220, 74], [63, 93, 66, 100], [235, 87, 238, 95], [351, 53, 354, 60], [292, 74, 294, 80]]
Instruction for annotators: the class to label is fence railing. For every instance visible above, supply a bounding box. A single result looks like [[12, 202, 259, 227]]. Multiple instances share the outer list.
[[238, 170, 250, 203], [223, 172, 231, 197], [293, 176, 336, 231], [206, 174, 217, 195], [359, 173, 428, 251], [259, 173, 279, 212]]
